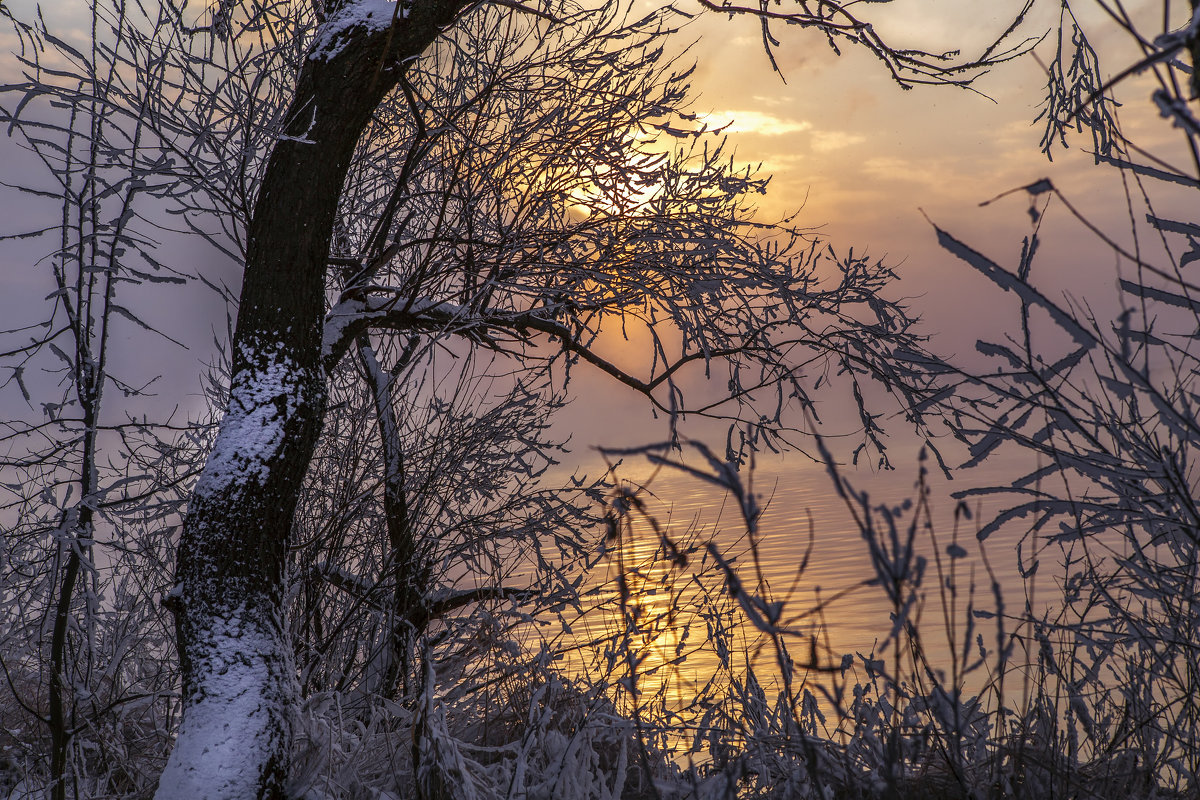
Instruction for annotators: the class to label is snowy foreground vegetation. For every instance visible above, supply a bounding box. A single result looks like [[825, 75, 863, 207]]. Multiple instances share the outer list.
[[2, 0, 1200, 798]]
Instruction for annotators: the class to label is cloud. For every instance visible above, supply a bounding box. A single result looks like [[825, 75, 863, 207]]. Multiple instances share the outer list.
[[697, 111, 864, 157], [811, 131, 866, 152], [751, 94, 785, 108], [701, 110, 813, 136], [858, 156, 965, 192], [859, 156, 939, 185], [757, 153, 808, 172]]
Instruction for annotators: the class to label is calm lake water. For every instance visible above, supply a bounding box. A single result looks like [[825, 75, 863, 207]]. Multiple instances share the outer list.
[[554, 449, 1050, 707]]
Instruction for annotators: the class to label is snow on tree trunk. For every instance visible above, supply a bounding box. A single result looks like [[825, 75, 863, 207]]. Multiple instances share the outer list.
[[157, 2, 469, 796], [159, 345, 321, 799]]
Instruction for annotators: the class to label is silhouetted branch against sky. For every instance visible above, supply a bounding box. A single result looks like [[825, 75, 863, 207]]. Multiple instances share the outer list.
[[5, 1, 1200, 798], [693, 0, 1040, 86]]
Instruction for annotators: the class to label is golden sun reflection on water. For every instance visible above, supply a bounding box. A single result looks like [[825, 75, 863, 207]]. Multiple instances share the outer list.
[[553, 454, 1038, 728]]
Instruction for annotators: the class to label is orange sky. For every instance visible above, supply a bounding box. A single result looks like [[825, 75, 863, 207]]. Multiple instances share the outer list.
[[2, 1, 1190, 644], [0, 0, 1188, 469], [557, 0, 1192, 463]]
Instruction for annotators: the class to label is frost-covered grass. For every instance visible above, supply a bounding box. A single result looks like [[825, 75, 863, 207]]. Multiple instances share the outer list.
[[6, 445, 1193, 800], [271, 467, 1191, 800]]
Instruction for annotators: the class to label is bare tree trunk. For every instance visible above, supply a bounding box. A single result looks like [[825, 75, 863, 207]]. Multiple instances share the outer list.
[[356, 336, 426, 698], [50, 353, 99, 800], [158, 3, 466, 796]]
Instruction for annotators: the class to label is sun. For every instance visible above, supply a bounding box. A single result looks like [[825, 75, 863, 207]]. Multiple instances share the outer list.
[[567, 138, 667, 219]]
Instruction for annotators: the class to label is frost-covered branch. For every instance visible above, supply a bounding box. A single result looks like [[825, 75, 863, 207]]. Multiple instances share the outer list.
[[694, 0, 1038, 86]]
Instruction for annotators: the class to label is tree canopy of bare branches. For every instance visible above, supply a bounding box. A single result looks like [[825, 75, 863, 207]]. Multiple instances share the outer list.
[[0, 0, 1041, 797]]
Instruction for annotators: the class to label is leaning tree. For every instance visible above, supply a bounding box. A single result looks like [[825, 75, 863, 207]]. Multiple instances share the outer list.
[[0, 0, 1035, 796]]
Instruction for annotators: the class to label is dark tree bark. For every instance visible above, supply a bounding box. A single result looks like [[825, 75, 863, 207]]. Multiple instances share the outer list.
[[1191, 1, 1200, 97], [158, 3, 468, 797], [354, 336, 427, 699]]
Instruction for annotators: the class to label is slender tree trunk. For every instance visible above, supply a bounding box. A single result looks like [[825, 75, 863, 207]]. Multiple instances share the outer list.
[[356, 336, 425, 698], [50, 396, 96, 800], [157, 4, 467, 797]]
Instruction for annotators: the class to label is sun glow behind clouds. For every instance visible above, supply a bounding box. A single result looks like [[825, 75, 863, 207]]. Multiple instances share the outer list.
[[700, 110, 868, 157], [698, 109, 813, 136], [567, 161, 663, 218], [562, 130, 672, 219]]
